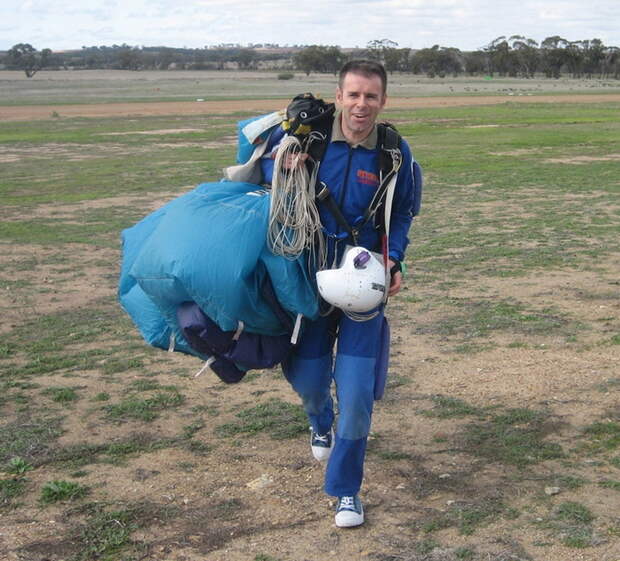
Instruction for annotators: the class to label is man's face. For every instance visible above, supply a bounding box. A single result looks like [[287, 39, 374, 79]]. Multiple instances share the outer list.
[[336, 71, 386, 143]]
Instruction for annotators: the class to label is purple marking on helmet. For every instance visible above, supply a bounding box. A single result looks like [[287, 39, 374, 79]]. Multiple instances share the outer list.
[[353, 250, 371, 269]]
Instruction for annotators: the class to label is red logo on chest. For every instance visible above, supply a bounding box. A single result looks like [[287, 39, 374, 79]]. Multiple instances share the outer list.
[[357, 169, 379, 187]]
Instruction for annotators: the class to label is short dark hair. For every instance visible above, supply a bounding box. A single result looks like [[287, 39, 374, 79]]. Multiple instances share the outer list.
[[338, 59, 387, 94]]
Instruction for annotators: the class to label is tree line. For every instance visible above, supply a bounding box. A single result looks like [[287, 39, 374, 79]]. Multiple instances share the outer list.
[[3, 36, 619, 79], [1, 43, 283, 75], [357, 37, 618, 79]]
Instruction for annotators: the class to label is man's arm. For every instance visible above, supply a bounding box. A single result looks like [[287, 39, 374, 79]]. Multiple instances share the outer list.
[[387, 259, 402, 297], [259, 127, 287, 184], [387, 140, 422, 296]]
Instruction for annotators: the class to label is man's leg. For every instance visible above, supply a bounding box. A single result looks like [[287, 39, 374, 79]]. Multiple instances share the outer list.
[[282, 314, 336, 436], [325, 310, 383, 497]]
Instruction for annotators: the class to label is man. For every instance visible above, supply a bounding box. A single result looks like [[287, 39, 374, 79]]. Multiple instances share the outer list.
[[262, 60, 421, 527]]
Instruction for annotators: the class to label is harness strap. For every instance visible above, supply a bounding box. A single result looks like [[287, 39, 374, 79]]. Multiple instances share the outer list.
[[372, 124, 402, 233], [232, 320, 245, 341], [316, 182, 359, 243], [194, 356, 216, 378], [290, 313, 303, 345], [381, 171, 399, 304], [382, 172, 399, 254]]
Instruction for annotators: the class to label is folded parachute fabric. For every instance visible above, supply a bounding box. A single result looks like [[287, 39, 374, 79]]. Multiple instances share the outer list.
[[176, 302, 292, 384], [118, 181, 319, 374]]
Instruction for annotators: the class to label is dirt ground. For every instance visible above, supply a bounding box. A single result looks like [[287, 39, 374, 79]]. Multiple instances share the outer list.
[[2, 93, 620, 121], [1, 94, 619, 561]]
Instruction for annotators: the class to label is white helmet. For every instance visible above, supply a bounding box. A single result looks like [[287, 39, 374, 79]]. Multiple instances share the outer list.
[[316, 246, 386, 312]]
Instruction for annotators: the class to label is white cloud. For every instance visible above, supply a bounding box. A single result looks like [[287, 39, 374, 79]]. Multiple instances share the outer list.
[[1, 0, 618, 51]]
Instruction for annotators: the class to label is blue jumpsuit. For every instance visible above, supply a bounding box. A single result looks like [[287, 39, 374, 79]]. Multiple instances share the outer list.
[[262, 114, 421, 497]]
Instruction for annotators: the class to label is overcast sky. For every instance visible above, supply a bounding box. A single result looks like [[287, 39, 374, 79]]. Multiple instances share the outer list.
[[2, 0, 618, 52]]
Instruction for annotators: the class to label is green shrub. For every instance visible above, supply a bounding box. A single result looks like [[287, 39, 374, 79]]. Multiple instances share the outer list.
[[6, 457, 33, 475], [40, 480, 88, 503]]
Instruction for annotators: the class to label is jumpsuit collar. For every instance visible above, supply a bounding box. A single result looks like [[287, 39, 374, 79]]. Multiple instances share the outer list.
[[332, 110, 378, 150]]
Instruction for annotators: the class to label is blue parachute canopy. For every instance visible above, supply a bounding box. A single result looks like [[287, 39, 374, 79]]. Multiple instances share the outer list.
[[119, 181, 319, 359]]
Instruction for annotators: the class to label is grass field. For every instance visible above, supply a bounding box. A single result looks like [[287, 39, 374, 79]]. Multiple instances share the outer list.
[[1, 69, 620, 105], [0, 73, 619, 561]]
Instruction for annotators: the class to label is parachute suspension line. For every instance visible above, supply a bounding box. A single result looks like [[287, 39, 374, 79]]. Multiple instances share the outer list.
[[385, 147, 403, 179], [268, 135, 326, 269], [344, 308, 381, 322], [383, 148, 402, 180], [369, 146, 402, 214]]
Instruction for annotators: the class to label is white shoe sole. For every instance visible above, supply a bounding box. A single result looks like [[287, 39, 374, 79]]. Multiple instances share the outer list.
[[312, 447, 332, 461], [311, 428, 334, 462], [335, 509, 364, 528]]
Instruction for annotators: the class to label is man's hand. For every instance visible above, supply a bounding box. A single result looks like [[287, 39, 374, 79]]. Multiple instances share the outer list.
[[281, 151, 308, 170], [387, 259, 402, 297]]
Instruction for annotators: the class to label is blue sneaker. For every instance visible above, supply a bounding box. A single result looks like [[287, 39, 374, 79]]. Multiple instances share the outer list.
[[335, 495, 364, 527], [310, 427, 333, 461]]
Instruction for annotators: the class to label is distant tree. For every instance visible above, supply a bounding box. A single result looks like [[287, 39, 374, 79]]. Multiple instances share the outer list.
[[7, 43, 51, 77], [207, 48, 232, 70], [139, 51, 157, 70], [411, 45, 463, 77], [236, 49, 258, 69], [440, 47, 464, 76], [602, 46, 620, 79], [323, 46, 346, 74], [82, 46, 103, 69], [463, 50, 488, 75], [293, 45, 344, 75], [581, 38, 606, 77], [399, 48, 412, 71], [294, 46, 322, 75], [509, 35, 539, 77], [384, 47, 411, 73], [484, 36, 517, 76], [116, 45, 141, 70], [156, 47, 176, 70], [410, 46, 432, 75], [540, 36, 569, 78], [366, 38, 398, 62], [563, 39, 607, 78], [565, 41, 585, 77], [40, 48, 53, 69]]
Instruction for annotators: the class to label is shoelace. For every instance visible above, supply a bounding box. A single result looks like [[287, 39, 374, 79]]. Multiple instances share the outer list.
[[314, 433, 329, 444], [339, 496, 355, 509]]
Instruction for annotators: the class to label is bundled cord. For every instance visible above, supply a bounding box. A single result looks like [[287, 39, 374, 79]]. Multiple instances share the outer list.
[[268, 134, 327, 270]]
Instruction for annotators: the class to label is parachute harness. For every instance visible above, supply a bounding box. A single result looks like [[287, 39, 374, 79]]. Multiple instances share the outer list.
[[315, 130, 403, 323]]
